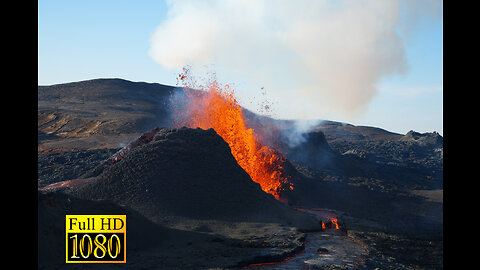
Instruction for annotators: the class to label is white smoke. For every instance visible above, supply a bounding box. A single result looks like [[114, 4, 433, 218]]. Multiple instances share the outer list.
[[149, 0, 442, 120]]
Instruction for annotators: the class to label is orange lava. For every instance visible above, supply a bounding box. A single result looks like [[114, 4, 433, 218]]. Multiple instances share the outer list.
[[170, 68, 292, 199], [329, 218, 339, 229]]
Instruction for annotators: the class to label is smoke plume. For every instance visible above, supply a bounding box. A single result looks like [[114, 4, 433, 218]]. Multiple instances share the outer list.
[[149, 0, 441, 120]]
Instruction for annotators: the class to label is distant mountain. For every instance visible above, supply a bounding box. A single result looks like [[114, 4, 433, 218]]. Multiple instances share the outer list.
[[314, 121, 403, 142], [38, 78, 175, 153]]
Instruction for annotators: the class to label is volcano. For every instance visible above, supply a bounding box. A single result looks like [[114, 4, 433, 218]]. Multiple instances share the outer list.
[[67, 127, 320, 230], [169, 72, 294, 199]]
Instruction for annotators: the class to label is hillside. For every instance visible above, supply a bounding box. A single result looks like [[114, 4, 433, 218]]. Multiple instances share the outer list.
[[38, 78, 174, 154]]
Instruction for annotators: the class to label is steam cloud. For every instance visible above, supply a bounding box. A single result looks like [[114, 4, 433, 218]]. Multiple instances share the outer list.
[[149, 0, 442, 120]]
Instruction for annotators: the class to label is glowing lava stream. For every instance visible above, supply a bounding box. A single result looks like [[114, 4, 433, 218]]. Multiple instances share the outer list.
[[244, 209, 357, 269], [170, 68, 293, 199], [295, 208, 340, 230]]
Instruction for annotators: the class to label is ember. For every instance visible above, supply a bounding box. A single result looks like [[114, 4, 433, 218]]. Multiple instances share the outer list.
[[316, 248, 329, 254], [170, 67, 292, 199]]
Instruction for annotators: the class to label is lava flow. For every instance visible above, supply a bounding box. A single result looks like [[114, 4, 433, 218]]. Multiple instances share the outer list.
[[169, 67, 293, 199], [330, 218, 340, 230], [294, 208, 340, 230]]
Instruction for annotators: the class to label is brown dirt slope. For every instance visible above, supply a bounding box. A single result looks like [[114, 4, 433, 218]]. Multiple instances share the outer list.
[[38, 78, 174, 154]]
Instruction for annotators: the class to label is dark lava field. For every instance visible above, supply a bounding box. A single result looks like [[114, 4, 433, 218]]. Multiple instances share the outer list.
[[38, 79, 443, 269]]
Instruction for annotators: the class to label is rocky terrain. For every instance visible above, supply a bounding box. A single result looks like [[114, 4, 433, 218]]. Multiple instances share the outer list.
[[38, 79, 443, 269], [38, 78, 175, 154], [38, 148, 119, 188]]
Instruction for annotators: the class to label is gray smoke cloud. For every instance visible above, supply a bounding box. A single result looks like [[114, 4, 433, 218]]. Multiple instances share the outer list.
[[149, 0, 442, 121]]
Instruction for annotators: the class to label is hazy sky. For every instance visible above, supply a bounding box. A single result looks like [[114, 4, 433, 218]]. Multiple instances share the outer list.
[[38, 0, 443, 135]]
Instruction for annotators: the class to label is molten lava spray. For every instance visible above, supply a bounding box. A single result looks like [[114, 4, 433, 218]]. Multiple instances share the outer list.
[[169, 67, 293, 199]]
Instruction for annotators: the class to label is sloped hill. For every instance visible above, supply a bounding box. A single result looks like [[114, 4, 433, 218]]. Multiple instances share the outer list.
[[67, 127, 321, 230], [38, 78, 175, 153], [314, 121, 403, 142]]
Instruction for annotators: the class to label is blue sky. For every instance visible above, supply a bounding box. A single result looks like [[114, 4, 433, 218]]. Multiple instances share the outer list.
[[38, 0, 443, 135], [38, 0, 176, 85]]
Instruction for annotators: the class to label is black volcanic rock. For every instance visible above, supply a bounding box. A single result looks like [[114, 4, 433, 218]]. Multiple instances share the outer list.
[[80, 127, 162, 179], [399, 130, 443, 147], [67, 127, 321, 230], [38, 148, 119, 188], [38, 190, 169, 268], [283, 130, 339, 170]]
